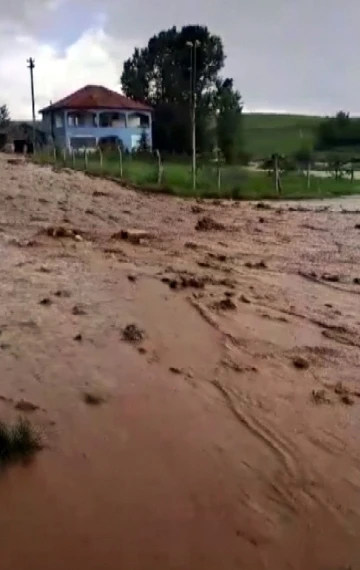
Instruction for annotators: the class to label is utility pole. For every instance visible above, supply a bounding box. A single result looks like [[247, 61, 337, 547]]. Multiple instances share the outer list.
[[27, 57, 36, 153], [186, 40, 200, 192]]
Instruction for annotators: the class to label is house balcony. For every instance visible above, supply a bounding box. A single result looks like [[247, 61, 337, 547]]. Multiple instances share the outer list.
[[63, 110, 152, 151], [66, 110, 150, 129]]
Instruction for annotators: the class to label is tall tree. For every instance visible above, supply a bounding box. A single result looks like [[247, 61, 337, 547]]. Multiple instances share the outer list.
[[121, 25, 242, 154], [214, 78, 243, 163], [0, 104, 10, 129]]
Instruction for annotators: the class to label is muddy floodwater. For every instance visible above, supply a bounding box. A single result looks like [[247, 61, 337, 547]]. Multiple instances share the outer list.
[[0, 154, 360, 569]]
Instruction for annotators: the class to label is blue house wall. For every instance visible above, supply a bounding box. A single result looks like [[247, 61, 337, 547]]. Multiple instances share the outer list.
[[41, 108, 152, 152], [41, 113, 67, 147]]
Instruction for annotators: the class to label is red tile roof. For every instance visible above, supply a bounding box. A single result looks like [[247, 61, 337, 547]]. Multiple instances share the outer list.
[[39, 85, 152, 113]]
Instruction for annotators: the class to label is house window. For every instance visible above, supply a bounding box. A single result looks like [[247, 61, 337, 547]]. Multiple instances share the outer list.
[[127, 112, 150, 128], [54, 113, 64, 128], [70, 136, 97, 150], [67, 112, 97, 127], [99, 112, 126, 128]]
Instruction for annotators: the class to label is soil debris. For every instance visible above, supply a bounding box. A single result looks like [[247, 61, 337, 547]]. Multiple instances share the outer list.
[[54, 289, 71, 298], [191, 204, 204, 214], [322, 274, 341, 283], [208, 252, 228, 262], [169, 366, 182, 374], [255, 201, 272, 210], [38, 265, 52, 273], [42, 226, 76, 238], [39, 297, 52, 306], [184, 241, 199, 249], [245, 260, 267, 269], [340, 394, 354, 406], [195, 216, 224, 231], [82, 391, 106, 406], [311, 389, 331, 405], [292, 356, 310, 370], [72, 305, 87, 316], [161, 274, 207, 290], [14, 399, 39, 412], [122, 323, 144, 342], [213, 297, 237, 311], [332, 382, 355, 405], [111, 229, 150, 244], [39, 225, 86, 241]]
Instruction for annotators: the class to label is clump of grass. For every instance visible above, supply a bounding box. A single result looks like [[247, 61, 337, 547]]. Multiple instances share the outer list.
[[0, 417, 42, 466]]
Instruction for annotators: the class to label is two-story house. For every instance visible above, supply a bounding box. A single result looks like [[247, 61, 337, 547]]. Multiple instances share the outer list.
[[39, 85, 152, 152]]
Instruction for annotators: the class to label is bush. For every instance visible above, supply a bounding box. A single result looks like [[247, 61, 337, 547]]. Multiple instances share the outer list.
[[0, 417, 42, 467]]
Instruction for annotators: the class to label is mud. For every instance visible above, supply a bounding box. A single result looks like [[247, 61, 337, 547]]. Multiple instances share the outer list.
[[0, 155, 360, 569]]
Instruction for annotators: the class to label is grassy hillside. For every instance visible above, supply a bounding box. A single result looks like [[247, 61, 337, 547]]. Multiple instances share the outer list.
[[242, 113, 324, 157]]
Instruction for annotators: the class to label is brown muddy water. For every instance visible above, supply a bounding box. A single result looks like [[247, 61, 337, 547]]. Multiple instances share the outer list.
[[0, 154, 360, 569]]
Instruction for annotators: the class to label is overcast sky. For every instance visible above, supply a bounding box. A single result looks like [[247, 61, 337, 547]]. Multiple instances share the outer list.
[[1, 0, 359, 119]]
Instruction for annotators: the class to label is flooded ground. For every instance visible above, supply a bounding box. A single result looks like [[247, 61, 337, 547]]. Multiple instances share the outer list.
[[0, 154, 360, 569]]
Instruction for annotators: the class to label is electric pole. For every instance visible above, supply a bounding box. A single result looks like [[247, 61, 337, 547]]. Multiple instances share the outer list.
[[186, 40, 200, 192], [27, 57, 36, 153]]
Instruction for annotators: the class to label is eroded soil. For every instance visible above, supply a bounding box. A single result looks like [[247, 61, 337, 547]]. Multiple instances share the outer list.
[[0, 154, 360, 569]]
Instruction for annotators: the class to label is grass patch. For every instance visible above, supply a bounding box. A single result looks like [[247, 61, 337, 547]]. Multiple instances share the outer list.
[[32, 151, 360, 201], [0, 417, 42, 466], [242, 113, 323, 156]]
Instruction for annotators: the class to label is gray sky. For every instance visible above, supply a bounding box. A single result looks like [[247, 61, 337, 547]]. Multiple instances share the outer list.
[[1, 0, 359, 118]]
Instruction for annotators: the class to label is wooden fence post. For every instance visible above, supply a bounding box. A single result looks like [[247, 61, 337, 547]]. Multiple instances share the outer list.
[[84, 149, 88, 170], [117, 145, 123, 177], [155, 149, 163, 184], [214, 147, 222, 192], [306, 160, 311, 189], [98, 146, 103, 171], [274, 153, 281, 194]]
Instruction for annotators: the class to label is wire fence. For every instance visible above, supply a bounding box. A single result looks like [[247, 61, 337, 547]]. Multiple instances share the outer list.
[[34, 146, 244, 197], [32, 145, 360, 200]]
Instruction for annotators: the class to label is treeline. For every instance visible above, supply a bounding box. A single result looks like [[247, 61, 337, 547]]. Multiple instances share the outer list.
[[121, 25, 243, 163], [315, 111, 360, 150]]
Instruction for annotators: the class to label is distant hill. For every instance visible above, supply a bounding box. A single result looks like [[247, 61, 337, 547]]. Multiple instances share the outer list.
[[242, 113, 324, 157]]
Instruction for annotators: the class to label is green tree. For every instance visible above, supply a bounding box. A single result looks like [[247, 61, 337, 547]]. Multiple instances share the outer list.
[[293, 146, 313, 171], [0, 104, 10, 128], [121, 25, 242, 154], [214, 78, 243, 163]]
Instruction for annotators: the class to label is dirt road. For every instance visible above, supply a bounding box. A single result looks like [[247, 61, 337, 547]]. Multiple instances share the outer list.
[[0, 154, 360, 570]]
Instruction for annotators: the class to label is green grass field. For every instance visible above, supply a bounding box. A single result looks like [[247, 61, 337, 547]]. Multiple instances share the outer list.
[[242, 113, 324, 156], [33, 149, 360, 201]]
